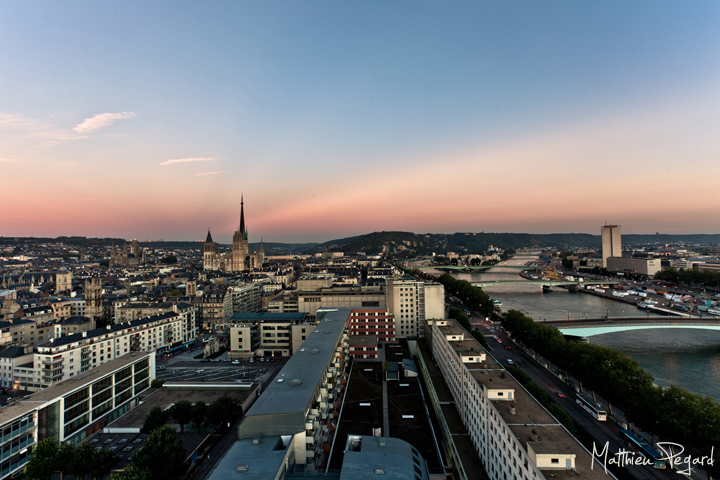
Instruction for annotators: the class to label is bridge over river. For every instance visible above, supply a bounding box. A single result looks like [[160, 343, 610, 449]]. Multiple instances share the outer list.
[[417, 265, 536, 272], [542, 317, 720, 338], [471, 279, 620, 288]]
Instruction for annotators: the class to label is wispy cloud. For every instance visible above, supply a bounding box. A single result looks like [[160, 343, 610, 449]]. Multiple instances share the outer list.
[[194, 170, 231, 176], [0, 157, 26, 164], [160, 157, 216, 166], [72, 111, 136, 134]]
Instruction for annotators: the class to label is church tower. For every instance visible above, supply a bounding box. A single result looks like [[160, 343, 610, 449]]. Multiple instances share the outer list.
[[232, 196, 250, 271], [203, 230, 216, 271]]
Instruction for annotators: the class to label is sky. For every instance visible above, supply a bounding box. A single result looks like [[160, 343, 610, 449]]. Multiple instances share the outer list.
[[1, 1, 719, 243]]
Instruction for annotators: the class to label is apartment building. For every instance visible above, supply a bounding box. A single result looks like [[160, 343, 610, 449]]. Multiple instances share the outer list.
[[387, 279, 444, 338], [228, 282, 262, 314], [208, 308, 351, 477], [422, 319, 612, 480], [23, 311, 187, 391], [346, 308, 395, 343], [228, 312, 315, 358], [0, 353, 154, 480], [268, 285, 387, 320], [202, 289, 233, 330]]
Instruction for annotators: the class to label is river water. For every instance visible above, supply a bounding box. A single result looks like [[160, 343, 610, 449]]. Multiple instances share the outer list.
[[436, 256, 720, 400]]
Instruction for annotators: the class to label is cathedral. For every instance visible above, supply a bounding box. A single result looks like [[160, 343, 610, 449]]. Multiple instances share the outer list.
[[203, 197, 265, 272]]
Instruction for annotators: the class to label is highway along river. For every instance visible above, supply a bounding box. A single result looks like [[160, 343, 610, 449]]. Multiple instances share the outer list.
[[433, 256, 720, 400]]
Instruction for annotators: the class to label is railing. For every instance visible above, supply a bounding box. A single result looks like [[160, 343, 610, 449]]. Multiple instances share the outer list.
[[0, 436, 33, 462], [0, 422, 34, 446]]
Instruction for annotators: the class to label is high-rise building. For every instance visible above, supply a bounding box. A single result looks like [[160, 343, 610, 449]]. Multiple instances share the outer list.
[[601, 224, 621, 268]]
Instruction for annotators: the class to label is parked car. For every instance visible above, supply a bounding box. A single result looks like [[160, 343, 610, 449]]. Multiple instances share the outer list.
[[232, 360, 240, 365]]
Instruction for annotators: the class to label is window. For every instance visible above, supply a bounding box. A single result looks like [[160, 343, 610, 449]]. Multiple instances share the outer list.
[[551, 459, 559, 464]]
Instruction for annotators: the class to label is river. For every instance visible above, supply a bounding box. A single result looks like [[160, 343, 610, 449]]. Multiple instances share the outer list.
[[431, 256, 720, 400]]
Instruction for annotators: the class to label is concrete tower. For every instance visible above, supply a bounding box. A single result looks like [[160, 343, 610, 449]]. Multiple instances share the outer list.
[[601, 224, 622, 268]]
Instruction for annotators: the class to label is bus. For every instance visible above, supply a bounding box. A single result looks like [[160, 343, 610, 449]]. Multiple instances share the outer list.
[[576, 393, 607, 421], [619, 430, 667, 469]]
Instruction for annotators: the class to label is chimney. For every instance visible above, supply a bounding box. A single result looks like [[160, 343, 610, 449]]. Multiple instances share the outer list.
[[82, 332, 87, 337]]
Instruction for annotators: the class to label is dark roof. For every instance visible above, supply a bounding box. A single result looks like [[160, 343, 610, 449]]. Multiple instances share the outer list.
[[205, 230, 214, 243], [58, 315, 92, 325], [0, 346, 30, 358]]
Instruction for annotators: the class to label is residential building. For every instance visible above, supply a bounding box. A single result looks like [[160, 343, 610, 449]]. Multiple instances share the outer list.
[[26, 311, 187, 391], [0, 353, 154, 480], [229, 282, 262, 314], [228, 312, 312, 358], [421, 319, 613, 480], [208, 308, 351, 477], [387, 279, 444, 338], [268, 285, 387, 320]]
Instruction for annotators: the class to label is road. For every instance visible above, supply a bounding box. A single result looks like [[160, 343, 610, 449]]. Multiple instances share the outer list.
[[479, 324, 679, 480]]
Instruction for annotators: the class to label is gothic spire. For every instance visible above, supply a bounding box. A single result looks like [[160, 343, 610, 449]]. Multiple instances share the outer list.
[[205, 229, 213, 243], [239, 195, 247, 239]]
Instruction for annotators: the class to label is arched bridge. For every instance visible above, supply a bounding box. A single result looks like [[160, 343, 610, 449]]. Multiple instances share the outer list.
[[543, 317, 720, 338]]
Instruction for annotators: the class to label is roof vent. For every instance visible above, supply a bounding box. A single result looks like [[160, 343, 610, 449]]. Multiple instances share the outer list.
[[310, 349, 320, 354], [323, 330, 331, 334], [252, 437, 261, 445], [289, 379, 303, 386], [374, 466, 386, 475], [378, 439, 386, 447], [236, 464, 248, 472]]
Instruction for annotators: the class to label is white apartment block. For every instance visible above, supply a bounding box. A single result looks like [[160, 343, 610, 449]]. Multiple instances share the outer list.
[[25, 311, 188, 391], [0, 353, 154, 480], [387, 279, 444, 338], [229, 282, 262, 314], [113, 302, 198, 340], [423, 319, 612, 480]]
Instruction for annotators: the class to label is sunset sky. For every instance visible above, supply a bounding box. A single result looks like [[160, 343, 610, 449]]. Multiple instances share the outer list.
[[1, 1, 719, 243]]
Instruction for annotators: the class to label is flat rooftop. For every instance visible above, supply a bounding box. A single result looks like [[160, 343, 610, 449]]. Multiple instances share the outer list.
[[109, 385, 254, 429], [236, 308, 349, 439], [0, 353, 153, 425], [229, 312, 307, 322]]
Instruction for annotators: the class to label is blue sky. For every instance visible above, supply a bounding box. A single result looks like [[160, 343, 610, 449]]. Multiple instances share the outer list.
[[1, 1, 719, 242]]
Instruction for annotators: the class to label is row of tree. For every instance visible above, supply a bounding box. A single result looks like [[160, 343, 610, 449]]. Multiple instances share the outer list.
[[143, 394, 239, 433], [447, 307, 489, 349], [654, 266, 720, 288], [26, 439, 119, 480], [501, 309, 720, 476], [436, 273, 495, 316]]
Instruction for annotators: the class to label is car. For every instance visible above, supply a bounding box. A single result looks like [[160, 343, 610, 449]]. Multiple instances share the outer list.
[[506, 359, 513, 365], [497, 339, 503, 344], [259, 357, 265, 362], [249, 358, 254, 363], [159, 365, 166, 370], [504, 345, 510, 350], [556, 391, 567, 399], [272, 358, 281, 362], [232, 360, 240, 365]]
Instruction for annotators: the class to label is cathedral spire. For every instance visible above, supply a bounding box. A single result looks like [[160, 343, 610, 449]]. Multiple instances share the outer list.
[[205, 229, 213, 243], [239, 195, 247, 240]]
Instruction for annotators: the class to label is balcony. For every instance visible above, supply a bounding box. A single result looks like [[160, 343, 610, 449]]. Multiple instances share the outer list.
[[0, 422, 34, 445], [0, 436, 33, 463]]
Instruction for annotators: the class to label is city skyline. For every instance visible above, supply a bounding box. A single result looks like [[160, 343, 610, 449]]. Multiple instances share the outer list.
[[2, 1, 719, 243]]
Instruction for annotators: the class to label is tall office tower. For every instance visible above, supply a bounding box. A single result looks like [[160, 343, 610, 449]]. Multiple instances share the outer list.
[[601, 224, 622, 268]]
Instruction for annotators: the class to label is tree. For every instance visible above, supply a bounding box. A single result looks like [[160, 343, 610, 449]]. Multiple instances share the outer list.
[[169, 400, 194, 432], [206, 394, 239, 428], [191, 401, 207, 432], [90, 447, 120, 479], [110, 465, 152, 480], [161, 255, 177, 264], [132, 425, 187, 480], [142, 406, 169, 433], [69, 443, 97, 479], [55, 442, 77, 478], [25, 438, 59, 480]]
